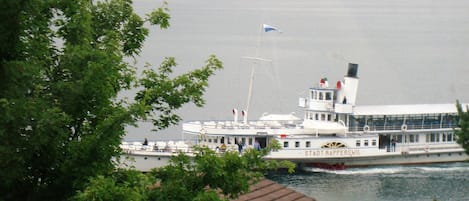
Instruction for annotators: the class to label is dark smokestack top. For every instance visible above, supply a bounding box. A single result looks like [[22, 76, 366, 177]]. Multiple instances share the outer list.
[[347, 63, 358, 78]]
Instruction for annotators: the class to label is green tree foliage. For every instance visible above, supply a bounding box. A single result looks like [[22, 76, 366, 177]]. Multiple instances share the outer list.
[[73, 169, 152, 201], [456, 100, 469, 155], [149, 148, 258, 201], [0, 0, 222, 200], [74, 145, 295, 201]]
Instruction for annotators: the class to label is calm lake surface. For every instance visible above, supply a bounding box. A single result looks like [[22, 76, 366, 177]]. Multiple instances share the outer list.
[[130, 1, 469, 200], [268, 162, 469, 201]]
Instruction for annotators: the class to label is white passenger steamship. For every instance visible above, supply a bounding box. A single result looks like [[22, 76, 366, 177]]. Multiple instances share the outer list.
[[121, 64, 468, 171], [182, 63, 468, 170]]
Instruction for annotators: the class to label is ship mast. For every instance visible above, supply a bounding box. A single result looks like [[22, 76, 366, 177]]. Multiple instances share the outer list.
[[240, 24, 280, 123], [242, 56, 272, 119]]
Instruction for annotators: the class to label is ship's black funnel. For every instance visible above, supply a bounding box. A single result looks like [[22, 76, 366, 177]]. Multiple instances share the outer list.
[[347, 63, 358, 78]]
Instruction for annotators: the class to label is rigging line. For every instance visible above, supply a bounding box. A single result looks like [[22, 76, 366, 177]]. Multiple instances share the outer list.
[[237, 57, 242, 109], [270, 36, 284, 112]]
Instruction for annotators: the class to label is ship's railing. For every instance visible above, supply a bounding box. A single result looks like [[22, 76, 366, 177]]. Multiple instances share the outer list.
[[192, 120, 303, 130], [121, 140, 197, 153], [407, 145, 462, 152], [378, 143, 462, 154], [395, 143, 462, 153], [121, 139, 257, 155], [349, 122, 456, 132]]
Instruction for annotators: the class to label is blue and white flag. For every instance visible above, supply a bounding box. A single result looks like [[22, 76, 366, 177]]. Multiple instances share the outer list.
[[263, 24, 281, 33]]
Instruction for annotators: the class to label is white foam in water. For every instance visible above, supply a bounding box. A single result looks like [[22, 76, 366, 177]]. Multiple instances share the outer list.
[[303, 163, 469, 175], [303, 166, 406, 175], [336, 167, 405, 175], [415, 165, 469, 173]]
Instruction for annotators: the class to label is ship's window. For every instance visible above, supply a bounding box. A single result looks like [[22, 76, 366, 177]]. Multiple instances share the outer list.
[[248, 138, 253, 145], [364, 140, 369, 146], [325, 92, 332, 100], [327, 114, 331, 121], [306, 141, 311, 147], [283, 141, 289, 148], [321, 114, 326, 121], [428, 133, 440, 142], [321, 142, 346, 148], [372, 139, 377, 146], [447, 133, 453, 142], [356, 140, 361, 147], [396, 135, 403, 143], [415, 135, 419, 143], [295, 141, 300, 148], [442, 133, 447, 142], [319, 92, 323, 100], [311, 91, 315, 99], [315, 113, 319, 120], [409, 135, 414, 143], [208, 138, 212, 143], [221, 137, 225, 144]]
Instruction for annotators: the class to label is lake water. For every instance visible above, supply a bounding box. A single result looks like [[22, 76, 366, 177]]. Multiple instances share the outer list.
[[129, 1, 469, 200], [268, 162, 469, 201]]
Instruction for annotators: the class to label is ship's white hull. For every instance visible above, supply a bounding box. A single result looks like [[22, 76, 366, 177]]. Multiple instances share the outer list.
[[121, 63, 469, 171], [279, 150, 468, 169], [119, 151, 177, 172], [121, 150, 468, 172], [120, 140, 468, 172]]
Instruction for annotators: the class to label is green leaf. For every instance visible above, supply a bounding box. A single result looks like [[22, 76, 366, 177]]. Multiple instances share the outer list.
[[456, 100, 469, 155], [147, 7, 171, 29]]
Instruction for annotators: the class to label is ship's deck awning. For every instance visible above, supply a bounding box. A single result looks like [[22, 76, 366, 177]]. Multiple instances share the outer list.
[[259, 113, 301, 121], [353, 103, 468, 116]]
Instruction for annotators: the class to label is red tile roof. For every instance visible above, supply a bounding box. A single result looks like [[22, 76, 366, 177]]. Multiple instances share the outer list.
[[232, 178, 316, 201]]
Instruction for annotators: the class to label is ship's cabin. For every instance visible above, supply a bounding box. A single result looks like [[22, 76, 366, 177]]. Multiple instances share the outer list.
[[310, 88, 337, 103], [302, 88, 349, 124], [304, 88, 337, 112]]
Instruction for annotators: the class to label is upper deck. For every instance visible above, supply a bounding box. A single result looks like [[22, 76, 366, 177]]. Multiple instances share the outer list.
[[354, 104, 460, 116], [348, 103, 467, 133]]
